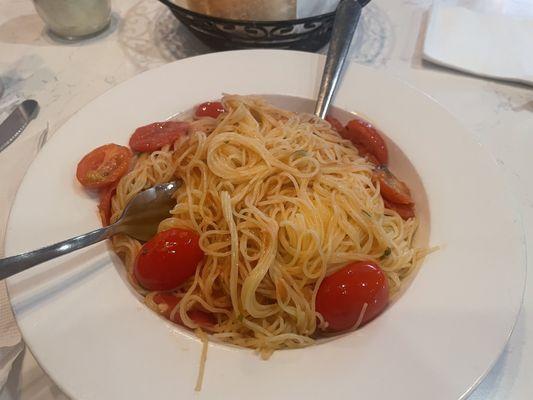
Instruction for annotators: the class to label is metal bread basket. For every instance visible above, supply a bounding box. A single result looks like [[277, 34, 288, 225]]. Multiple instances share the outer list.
[[158, 0, 370, 51]]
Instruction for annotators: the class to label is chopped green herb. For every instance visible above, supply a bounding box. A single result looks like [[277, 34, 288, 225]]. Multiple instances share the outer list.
[[224, 140, 230, 144], [362, 210, 371, 218], [238, 314, 244, 322], [380, 247, 392, 260]]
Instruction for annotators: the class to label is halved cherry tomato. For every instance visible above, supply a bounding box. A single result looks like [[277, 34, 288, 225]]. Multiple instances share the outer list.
[[153, 293, 215, 328], [129, 121, 189, 153], [316, 261, 389, 332], [325, 115, 347, 136], [134, 229, 204, 291], [98, 182, 117, 226], [373, 166, 412, 205], [384, 199, 415, 220], [364, 153, 380, 166], [195, 101, 225, 119], [345, 117, 388, 165], [76, 144, 131, 189], [153, 293, 179, 319]]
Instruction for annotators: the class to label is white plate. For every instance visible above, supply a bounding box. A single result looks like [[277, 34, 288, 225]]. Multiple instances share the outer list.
[[5, 50, 525, 400]]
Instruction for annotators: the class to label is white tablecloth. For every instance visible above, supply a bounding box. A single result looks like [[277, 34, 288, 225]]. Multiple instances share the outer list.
[[1, 0, 532, 398]]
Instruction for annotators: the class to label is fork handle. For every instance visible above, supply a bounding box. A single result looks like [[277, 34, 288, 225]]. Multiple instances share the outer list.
[[0, 226, 114, 281], [314, 0, 363, 119]]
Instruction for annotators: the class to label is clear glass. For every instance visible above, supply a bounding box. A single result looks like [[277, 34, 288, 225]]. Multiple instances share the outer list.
[[33, 0, 111, 40]]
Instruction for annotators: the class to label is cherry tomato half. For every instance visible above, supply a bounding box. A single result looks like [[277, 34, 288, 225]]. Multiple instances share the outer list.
[[152, 293, 215, 329], [129, 121, 189, 153], [76, 144, 131, 189], [134, 229, 204, 291], [373, 166, 413, 205], [325, 115, 347, 136], [316, 261, 389, 332], [195, 101, 225, 119], [98, 182, 117, 226], [383, 199, 415, 220], [345, 117, 388, 165]]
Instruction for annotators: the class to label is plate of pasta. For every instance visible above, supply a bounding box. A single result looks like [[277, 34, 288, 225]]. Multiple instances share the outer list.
[[5, 50, 525, 400]]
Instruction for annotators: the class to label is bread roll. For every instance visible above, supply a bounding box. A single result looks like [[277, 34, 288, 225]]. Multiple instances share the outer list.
[[186, 0, 210, 14], [204, 0, 296, 21]]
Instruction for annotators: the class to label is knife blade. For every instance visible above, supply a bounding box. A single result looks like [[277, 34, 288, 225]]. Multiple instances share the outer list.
[[0, 99, 40, 153]]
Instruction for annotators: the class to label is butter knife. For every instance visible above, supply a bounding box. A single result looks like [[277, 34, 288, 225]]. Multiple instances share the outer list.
[[0, 99, 39, 153]]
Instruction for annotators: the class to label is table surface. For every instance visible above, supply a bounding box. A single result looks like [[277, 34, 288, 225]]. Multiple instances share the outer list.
[[0, 0, 532, 399]]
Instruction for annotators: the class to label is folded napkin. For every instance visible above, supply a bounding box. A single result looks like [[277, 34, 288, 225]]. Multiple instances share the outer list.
[[423, 4, 533, 86], [0, 282, 23, 389], [297, 0, 338, 18]]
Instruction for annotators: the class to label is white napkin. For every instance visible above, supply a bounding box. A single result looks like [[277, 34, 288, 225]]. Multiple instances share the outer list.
[[297, 0, 338, 18], [423, 4, 533, 86], [0, 283, 23, 389]]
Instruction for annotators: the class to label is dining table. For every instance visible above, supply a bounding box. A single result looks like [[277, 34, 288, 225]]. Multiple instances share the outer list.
[[0, 0, 532, 398]]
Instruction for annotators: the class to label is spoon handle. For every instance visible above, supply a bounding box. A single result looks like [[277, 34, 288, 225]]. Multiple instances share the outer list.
[[0, 226, 114, 281], [314, 0, 363, 119]]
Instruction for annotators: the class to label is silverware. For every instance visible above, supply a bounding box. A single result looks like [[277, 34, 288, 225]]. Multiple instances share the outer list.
[[314, 0, 364, 119], [0, 180, 181, 281], [0, 100, 40, 153]]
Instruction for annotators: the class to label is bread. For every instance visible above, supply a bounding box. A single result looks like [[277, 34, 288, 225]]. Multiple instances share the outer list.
[[186, 0, 210, 14], [187, 0, 296, 21]]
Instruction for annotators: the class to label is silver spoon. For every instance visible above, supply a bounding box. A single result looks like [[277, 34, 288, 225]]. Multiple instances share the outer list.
[[0, 180, 181, 280], [314, 0, 365, 119]]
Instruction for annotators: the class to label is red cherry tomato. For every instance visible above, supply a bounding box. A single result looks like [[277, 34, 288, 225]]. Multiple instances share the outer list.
[[152, 293, 215, 328], [316, 261, 389, 332], [373, 166, 413, 205], [383, 199, 415, 220], [325, 115, 347, 136], [345, 117, 388, 165], [195, 101, 225, 119], [364, 153, 380, 166], [186, 309, 216, 328], [98, 182, 118, 226], [134, 229, 204, 291], [76, 144, 131, 189], [129, 121, 189, 153]]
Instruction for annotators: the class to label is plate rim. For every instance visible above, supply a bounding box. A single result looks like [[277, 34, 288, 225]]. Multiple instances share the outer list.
[[5, 49, 527, 400]]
